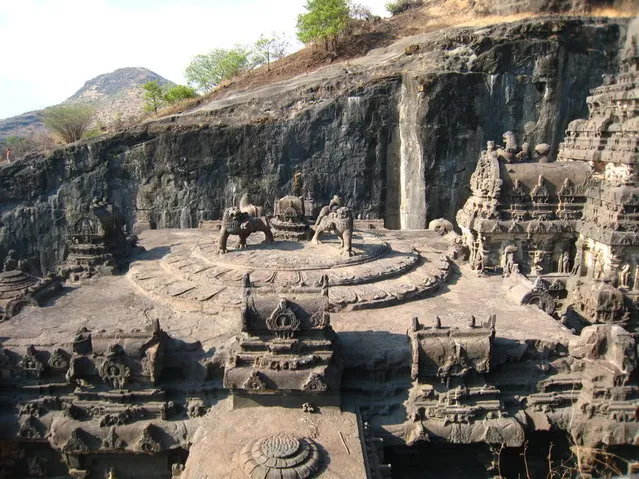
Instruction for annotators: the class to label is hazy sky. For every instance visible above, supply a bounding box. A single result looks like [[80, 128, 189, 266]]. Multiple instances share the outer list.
[[0, 0, 390, 120]]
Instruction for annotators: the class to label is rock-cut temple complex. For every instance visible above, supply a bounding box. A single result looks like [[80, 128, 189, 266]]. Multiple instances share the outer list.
[[1, 13, 639, 479]]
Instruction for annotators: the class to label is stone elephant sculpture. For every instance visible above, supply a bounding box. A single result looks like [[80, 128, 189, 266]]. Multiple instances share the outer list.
[[218, 207, 273, 254], [311, 207, 354, 256]]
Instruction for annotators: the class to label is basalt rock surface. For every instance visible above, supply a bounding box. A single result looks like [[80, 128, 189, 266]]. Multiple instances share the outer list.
[[0, 17, 629, 272]]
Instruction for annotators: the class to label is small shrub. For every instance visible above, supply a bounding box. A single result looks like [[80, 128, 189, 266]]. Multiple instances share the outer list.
[[164, 85, 198, 104], [385, 0, 422, 15], [0, 133, 56, 162], [42, 103, 96, 144]]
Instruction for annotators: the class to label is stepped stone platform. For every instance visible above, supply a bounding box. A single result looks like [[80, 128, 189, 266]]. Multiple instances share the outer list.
[[128, 228, 452, 312], [0, 229, 569, 354]]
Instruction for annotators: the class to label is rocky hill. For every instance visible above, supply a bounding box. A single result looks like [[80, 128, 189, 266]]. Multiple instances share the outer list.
[[66, 67, 173, 126], [0, 67, 172, 141]]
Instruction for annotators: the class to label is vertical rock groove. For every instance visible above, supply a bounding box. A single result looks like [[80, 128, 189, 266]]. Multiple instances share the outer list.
[[398, 77, 426, 230]]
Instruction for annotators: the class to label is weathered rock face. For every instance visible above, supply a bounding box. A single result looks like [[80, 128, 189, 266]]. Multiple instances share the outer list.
[[409, 19, 626, 223], [0, 18, 628, 271], [475, 0, 635, 15]]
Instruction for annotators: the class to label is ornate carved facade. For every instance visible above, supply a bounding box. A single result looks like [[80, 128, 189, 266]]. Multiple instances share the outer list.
[[457, 32, 639, 327], [0, 320, 203, 477], [224, 274, 342, 407], [271, 195, 314, 241], [60, 198, 138, 281]]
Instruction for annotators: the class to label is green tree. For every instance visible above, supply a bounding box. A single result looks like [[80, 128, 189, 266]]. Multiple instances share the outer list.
[[142, 80, 166, 113], [252, 33, 290, 71], [164, 84, 198, 104], [296, 0, 350, 51], [185, 47, 251, 93], [42, 103, 95, 144]]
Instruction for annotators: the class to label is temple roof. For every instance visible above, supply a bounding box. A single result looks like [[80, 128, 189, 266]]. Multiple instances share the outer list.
[[557, 18, 639, 165]]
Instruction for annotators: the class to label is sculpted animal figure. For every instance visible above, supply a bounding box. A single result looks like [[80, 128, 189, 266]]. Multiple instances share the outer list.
[[311, 206, 354, 256], [496, 131, 519, 162], [218, 207, 273, 254], [239, 193, 263, 217], [314, 195, 342, 228]]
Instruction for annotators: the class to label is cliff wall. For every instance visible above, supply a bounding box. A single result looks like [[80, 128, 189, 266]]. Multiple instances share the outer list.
[[0, 17, 628, 272]]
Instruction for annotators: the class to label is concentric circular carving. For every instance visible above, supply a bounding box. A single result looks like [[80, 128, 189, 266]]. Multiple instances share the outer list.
[[201, 234, 391, 272], [0, 270, 38, 299], [239, 433, 322, 478], [261, 434, 300, 458], [128, 229, 450, 313]]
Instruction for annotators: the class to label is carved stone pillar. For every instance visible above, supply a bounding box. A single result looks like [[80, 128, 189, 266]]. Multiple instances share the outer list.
[[609, 253, 623, 286]]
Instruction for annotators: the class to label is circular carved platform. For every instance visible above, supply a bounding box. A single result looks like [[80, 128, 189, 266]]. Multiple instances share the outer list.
[[128, 230, 451, 312], [0, 270, 38, 300], [239, 433, 322, 479]]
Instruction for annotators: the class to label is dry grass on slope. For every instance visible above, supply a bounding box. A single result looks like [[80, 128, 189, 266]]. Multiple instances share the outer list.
[[156, 0, 637, 118]]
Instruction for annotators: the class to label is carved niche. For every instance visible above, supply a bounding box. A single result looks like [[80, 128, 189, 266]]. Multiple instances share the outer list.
[[521, 278, 556, 315], [244, 371, 268, 391], [99, 406, 146, 427], [136, 425, 161, 454], [63, 428, 92, 454], [20, 345, 45, 379], [303, 373, 328, 392], [470, 152, 502, 198], [102, 427, 126, 450], [99, 344, 131, 389], [49, 348, 70, 371], [266, 299, 301, 338], [558, 178, 576, 201], [530, 175, 554, 220]]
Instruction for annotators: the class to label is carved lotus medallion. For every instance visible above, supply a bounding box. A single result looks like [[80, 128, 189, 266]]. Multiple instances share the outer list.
[[266, 299, 300, 334]]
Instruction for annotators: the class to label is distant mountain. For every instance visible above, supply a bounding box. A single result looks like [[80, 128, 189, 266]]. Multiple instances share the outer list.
[[66, 67, 173, 126], [0, 110, 44, 142], [0, 67, 173, 141]]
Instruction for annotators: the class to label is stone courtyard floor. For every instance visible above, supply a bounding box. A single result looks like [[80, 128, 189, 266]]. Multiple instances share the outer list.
[[0, 227, 571, 364]]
